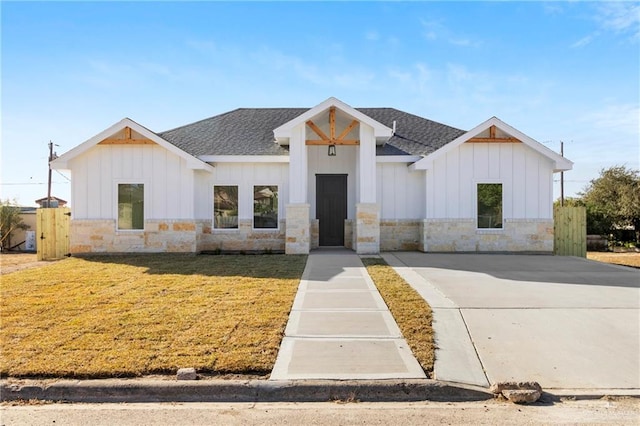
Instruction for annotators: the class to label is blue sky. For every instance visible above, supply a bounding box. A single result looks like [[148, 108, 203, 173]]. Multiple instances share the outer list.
[[2, 1, 638, 206]]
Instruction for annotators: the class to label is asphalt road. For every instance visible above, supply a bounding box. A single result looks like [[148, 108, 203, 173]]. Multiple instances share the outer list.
[[2, 400, 639, 425]]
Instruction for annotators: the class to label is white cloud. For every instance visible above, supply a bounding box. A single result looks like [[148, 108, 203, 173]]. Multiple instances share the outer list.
[[572, 2, 640, 47], [386, 63, 432, 94], [419, 18, 481, 47], [597, 2, 640, 41], [252, 47, 376, 91], [583, 102, 640, 136], [571, 34, 596, 48], [543, 2, 564, 16], [185, 38, 217, 55], [365, 31, 379, 41]]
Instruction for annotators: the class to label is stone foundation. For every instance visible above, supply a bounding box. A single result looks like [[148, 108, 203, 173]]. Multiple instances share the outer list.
[[70, 216, 553, 254], [380, 220, 421, 251], [344, 220, 353, 250], [70, 219, 198, 253], [197, 219, 285, 252], [354, 203, 380, 254], [421, 219, 554, 252], [285, 203, 310, 254]]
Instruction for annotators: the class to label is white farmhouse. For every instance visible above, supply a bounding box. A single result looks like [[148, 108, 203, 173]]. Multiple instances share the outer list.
[[51, 97, 572, 254]]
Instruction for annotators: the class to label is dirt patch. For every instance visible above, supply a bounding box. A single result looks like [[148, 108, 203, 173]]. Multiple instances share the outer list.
[[0, 253, 54, 275]]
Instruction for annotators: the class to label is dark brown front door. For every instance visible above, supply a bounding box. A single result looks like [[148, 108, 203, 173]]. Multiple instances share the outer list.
[[316, 174, 347, 246]]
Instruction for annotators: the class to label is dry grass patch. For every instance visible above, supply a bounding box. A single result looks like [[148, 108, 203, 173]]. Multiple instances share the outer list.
[[587, 252, 640, 269], [1, 254, 307, 378], [361, 257, 434, 375]]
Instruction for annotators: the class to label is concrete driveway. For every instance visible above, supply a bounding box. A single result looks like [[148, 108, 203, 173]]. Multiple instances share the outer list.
[[382, 253, 640, 391]]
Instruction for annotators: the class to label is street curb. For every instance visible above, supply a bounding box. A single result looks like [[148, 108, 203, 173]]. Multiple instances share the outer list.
[[1, 379, 493, 403]]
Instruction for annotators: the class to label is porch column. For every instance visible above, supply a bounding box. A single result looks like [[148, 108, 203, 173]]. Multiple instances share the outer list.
[[354, 123, 380, 254], [286, 124, 310, 254]]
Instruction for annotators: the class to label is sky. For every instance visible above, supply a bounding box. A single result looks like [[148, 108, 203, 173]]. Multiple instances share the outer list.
[[2, 0, 639, 207]]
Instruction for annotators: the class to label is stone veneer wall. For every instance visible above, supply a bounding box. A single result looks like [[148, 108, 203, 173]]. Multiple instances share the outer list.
[[420, 219, 554, 252], [380, 220, 421, 251], [354, 203, 380, 254], [70, 219, 198, 253], [197, 219, 286, 252], [285, 204, 310, 254], [310, 219, 319, 250], [344, 220, 353, 250]]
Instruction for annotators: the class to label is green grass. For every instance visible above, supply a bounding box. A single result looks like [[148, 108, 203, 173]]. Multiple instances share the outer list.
[[1, 254, 306, 378], [361, 257, 435, 375]]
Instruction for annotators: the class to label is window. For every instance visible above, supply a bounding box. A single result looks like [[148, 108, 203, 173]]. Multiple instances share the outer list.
[[214, 186, 238, 229], [477, 183, 503, 229], [118, 184, 144, 230], [253, 185, 278, 229]]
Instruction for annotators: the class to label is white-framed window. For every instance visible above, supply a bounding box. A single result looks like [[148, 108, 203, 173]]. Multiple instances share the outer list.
[[118, 183, 144, 230], [213, 185, 239, 229], [253, 185, 278, 229], [477, 183, 503, 229]]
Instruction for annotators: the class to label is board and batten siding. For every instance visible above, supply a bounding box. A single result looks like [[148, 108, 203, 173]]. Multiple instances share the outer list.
[[307, 145, 357, 220], [425, 142, 554, 220], [197, 162, 289, 221], [376, 162, 425, 219], [69, 145, 195, 220]]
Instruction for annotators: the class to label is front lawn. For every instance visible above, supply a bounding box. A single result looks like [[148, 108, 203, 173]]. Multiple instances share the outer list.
[[587, 252, 640, 268], [1, 254, 306, 378], [361, 258, 435, 375]]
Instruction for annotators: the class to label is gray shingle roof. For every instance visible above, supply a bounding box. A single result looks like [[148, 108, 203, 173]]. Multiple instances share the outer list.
[[158, 107, 465, 157]]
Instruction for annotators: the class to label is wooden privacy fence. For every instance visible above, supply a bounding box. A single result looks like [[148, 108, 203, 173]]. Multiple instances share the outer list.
[[37, 208, 71, 261], [554, 206, 586, 257]]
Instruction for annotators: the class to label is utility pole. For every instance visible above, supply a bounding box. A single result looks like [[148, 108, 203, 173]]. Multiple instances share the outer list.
[[47, 141, 53, 208], [560, 141, 564, 207]]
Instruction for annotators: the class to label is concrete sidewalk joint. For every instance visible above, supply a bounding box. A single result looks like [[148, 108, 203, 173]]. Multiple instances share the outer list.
[[271, 250, 426, 380]]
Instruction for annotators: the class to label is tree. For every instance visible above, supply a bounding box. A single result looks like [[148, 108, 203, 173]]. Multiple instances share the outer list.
[[0, 199, 30, 251], [581, 166, 640, 242]]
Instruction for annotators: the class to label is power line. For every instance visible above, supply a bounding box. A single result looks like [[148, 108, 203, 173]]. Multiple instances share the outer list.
[[54, 170, 71, 181], [1, 182, 69, 185]]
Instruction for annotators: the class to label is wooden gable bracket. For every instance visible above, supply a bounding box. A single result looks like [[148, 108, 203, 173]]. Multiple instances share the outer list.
[[305, 106, 360, 145], [98, 126, 156, 145], [467, 125, 521, 143]]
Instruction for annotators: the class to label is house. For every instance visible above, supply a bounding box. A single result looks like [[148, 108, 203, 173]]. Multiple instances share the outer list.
[[51, 97, 572, 255], [6, 207, 36, 252], [35, 196, 68, 208]]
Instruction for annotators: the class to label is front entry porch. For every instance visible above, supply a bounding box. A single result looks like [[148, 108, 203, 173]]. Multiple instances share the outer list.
[[278, 99, 391, 255]]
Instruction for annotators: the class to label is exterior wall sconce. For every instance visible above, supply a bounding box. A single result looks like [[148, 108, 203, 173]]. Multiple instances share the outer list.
[[328, 144, 337, 156]]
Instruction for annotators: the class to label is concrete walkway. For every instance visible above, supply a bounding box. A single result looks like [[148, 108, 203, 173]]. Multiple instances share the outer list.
[[270, 249, 426, 380]]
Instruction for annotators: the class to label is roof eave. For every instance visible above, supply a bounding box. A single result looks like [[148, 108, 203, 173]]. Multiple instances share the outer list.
[[410, 117, 572, 171], [50, 118, 214, 173]]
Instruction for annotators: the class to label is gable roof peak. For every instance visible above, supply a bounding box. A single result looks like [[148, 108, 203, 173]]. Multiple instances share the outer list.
[[273, 97, 393, 144], [50, 117, 214, 172], [411, 116, 573, 172]]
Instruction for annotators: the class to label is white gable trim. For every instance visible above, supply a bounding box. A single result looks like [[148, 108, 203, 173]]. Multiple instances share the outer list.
[[273, 97, 393, 145], [376, 155, 422, 163], [199, 155, 290, 163], [410, 117, 573, 173], [51, 118, 214, 172]]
